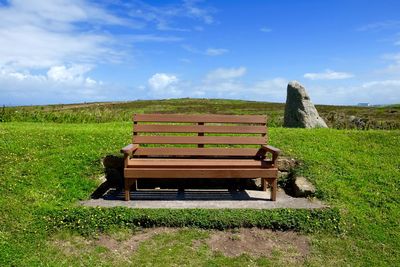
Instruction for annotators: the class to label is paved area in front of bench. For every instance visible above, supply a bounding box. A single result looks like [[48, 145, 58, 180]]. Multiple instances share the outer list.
[[80, 189, 326, 209]]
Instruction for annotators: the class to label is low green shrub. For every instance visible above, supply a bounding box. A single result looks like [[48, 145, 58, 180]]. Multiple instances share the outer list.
[[41, 207, 341, 235]]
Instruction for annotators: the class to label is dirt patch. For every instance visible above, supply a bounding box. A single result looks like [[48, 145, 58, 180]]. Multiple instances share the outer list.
[[51, 236, 92, 257], [106, 227, 176, 253], [206, 228, 310, 263], [51, 227, 177, 258]]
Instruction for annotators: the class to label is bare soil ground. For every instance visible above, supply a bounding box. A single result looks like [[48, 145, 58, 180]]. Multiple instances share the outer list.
[[51, 227, 309, 263], [206, 228, 309, 263]]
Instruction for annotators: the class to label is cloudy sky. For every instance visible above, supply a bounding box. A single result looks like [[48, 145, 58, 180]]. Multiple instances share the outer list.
[[0, 0, 399, 106]]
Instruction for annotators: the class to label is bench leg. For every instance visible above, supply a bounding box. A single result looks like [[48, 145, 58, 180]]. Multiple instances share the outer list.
[[268, 178, 277, 201], [262, 178, 277, 201], [262, 178, 266, 191], [124, 179, 136, 201]]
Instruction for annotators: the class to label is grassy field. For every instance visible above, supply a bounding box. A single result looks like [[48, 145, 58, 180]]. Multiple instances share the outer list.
[[2, 98, 400, 129], [0, 119, 399, 266]]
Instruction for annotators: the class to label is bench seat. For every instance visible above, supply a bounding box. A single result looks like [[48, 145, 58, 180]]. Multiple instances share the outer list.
[[125, 168, 277, 179], [126, 158, 278, 179], [127, 158, 275, 168]]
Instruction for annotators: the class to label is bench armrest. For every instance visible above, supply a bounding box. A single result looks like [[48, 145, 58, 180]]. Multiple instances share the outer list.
[[260, 145, 281, 165], [120, 144, 139, 156]]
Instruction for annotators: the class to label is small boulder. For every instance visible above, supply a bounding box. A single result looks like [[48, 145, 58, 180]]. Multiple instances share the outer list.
[[102, 155, 124, 170], [348, 115, 356, 122], [292, 176, 316, 197], [102, 155, 124, 188], [348, 115, 367, 129], [276, 157, 298, 171], [284, 81, 328, 128]]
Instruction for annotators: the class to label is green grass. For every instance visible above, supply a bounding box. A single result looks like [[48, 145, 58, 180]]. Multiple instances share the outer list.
[[2, 98, 400, 129], [0, 122, 399, 266], [44, 207, 341, 234]]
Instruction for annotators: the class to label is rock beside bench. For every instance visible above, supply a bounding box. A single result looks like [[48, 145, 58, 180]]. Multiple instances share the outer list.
[[284, 81, 328, 128], [292, 176, 316, 197]]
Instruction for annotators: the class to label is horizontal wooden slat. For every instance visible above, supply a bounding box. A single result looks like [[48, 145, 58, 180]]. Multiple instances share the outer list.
[[127, 159, 273, 168], [133, 147, 262, 157], [132, 136, 266, 145], [133, 114, 266, 124], [134, 124, 266, 134], [124, 168, 278, 178]]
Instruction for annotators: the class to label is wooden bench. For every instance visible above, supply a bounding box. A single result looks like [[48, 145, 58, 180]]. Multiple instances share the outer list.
[[121, 114, 281, 201]]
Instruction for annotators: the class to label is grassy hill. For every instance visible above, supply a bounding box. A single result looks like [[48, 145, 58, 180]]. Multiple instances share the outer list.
[[0, 99, 399, 265], [2, 98, 400, 129]]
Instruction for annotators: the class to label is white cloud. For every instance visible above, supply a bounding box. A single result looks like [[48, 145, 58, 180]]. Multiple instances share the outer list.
[[85, 77, 98, 87], [207, 77, 287, 100], [126, 0, 215, 31], [148, 73, 179, 90], [0, 65, 105, 105], [0, 26, 115, 69], [0, 0, 129, 69], [357, 20, 400, 31], [0, 65, 101, 87], [47, 65, 92, 83], [182, 45, 200, 54], [200, 67, 249, 98], [359, 80, 400, 104], [260, 27, 272, 33], [142, 67, 287, 102], [0, 67, 46, 82], [205, 48, 229, 56], [0, 0, 203, 105], [394, 33, 400, 46], [0, 1, 194, 70], [147, 73, 182, 97], [187, 67, 287, 101], [183, 45, 228, 56], [126, 34, 183, 43], [184, 0, 214, 24], [205, 67, 247, 81], [0, 0, 130, 32], [193, 77, 287, 101], [203, 81, 244, 94], [253, 78, 287, 96], [380, 53, 400, 74], [0, 0, 221, 105], [293, 80, 400, 105], [304, 69, 354, 80], [362, 80, 400, 88], [382, 53, 400, 61]]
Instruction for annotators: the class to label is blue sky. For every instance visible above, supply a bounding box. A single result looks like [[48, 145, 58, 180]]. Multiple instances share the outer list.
[[0, 0, 400, 106]]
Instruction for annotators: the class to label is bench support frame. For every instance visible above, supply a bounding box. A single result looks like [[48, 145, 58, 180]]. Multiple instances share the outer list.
[[121, 114, 280, 202]]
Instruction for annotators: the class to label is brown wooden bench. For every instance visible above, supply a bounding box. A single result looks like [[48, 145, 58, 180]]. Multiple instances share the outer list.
[[121, 114, 281, 201]]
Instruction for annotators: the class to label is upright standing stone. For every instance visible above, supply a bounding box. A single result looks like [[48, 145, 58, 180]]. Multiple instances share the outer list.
[[283, 81, 328, 128]]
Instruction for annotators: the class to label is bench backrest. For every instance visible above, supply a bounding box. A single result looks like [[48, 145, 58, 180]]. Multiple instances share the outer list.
[[132, 114, 267, 158]]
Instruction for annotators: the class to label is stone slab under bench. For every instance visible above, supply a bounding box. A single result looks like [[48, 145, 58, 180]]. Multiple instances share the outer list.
[[80, 189, 326, 209]]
